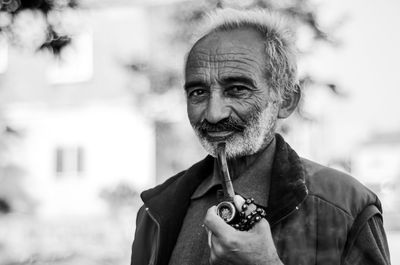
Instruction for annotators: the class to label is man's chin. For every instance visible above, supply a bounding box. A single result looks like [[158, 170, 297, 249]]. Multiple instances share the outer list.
[[198, 136, 250, 159], [195, 129, 263, 158]]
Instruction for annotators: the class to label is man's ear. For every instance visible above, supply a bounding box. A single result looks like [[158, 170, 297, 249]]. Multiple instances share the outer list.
[[278, 84, 301, 119]]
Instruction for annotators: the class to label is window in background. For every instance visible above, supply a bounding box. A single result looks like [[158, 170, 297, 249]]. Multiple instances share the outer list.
[[55, 146, 84, 176]]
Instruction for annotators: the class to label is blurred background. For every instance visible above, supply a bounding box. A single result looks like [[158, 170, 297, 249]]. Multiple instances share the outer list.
[[0, 0, 399, 264]]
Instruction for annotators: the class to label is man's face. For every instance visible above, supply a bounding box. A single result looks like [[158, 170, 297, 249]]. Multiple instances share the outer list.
[[185, 28, 280, 158]]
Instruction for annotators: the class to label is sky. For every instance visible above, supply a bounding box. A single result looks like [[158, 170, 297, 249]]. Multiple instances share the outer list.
[[301, 0, 400, 153]]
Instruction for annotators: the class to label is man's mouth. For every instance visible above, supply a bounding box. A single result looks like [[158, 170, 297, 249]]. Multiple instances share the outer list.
[[205, 130, 235, 141]]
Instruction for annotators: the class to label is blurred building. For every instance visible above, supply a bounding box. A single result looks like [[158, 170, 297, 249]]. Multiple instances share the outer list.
[[0, 5, 156, 217]]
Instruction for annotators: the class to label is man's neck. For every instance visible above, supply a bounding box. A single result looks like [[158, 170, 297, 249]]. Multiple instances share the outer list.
[[226, 137, 275, 180]]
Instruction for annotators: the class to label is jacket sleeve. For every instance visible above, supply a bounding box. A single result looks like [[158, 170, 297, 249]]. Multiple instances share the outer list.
[[343, 210, 391, 265], [131, 205, 158, 265]]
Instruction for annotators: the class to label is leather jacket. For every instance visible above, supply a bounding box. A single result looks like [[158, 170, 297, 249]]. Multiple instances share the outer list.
[[131, 134, 387, 265]]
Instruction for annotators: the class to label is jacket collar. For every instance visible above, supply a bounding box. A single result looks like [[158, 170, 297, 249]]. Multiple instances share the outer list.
[[140, 134, 308, 265], [267, 134, 308, 224]]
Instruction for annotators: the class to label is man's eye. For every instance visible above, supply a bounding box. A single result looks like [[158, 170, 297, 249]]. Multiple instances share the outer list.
[[226, 86, 248, 95], [188, 89, 206, 98], [231, 86, 245, 92]]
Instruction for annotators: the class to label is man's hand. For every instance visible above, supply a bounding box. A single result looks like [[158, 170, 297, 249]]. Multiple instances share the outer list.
[[204, 195, 283, 265]]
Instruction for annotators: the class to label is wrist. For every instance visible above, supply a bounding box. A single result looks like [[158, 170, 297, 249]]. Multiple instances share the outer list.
[[266, 252, 283, 265]]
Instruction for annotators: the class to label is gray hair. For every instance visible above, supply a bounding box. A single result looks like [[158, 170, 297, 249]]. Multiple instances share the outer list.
[[189, 8, 299, 101]]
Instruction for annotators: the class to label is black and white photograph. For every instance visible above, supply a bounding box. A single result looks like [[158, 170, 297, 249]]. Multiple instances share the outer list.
[[0, 0, 398, 264]]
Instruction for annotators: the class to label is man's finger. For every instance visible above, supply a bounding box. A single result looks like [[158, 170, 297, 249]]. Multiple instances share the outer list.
[[233, 194, 245, 211], [233, 195, 257, 215], [207, 228, 212, 248], [209, 249, 217, 265], [209, 233, 224, 264], [250, 218, 271, 236], [204, 206, 236, 238]]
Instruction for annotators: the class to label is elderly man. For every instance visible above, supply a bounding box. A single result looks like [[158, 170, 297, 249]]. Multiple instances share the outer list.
[[131, 8, 390, 265]]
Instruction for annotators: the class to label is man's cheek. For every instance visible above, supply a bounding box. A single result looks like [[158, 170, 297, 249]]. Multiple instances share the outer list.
[[187, 106, 202, 127], [231, 101, 263, 122]]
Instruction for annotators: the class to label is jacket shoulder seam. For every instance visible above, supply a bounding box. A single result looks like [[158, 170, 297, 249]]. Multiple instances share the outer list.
[[308, 193, 354, 218]]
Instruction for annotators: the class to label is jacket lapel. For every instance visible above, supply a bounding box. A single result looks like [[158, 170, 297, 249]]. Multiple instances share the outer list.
[[141, 155, 214, 265]]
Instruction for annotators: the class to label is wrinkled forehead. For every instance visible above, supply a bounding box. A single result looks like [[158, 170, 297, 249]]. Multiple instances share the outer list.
[[186, 47, 261, 68], [185, 28, 267, 79]]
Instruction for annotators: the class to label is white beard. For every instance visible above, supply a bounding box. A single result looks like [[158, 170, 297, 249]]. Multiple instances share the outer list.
[[193, 101, 279, 158]]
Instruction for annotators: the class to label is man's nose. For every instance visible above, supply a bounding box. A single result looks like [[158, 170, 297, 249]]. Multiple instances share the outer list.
[[204, 93, 230, 124]]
